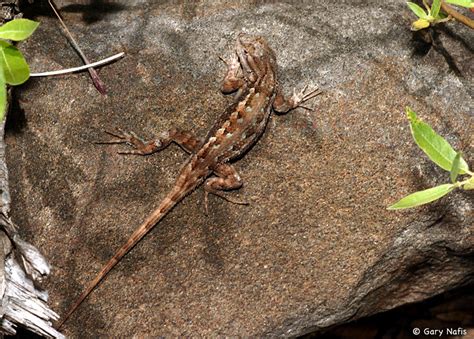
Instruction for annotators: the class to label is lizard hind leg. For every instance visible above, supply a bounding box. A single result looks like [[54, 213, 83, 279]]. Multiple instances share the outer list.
[[204, 163, 248, 215], [96, 128, 203, 155]]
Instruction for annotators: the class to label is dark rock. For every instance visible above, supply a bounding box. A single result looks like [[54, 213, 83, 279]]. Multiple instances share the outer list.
[[312, 284, 474, 339]]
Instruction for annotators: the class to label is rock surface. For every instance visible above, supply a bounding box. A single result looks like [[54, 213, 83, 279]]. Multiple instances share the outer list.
[[6, 0, 473, 336]]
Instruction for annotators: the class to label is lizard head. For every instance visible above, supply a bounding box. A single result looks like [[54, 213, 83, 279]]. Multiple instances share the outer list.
[[236, 33, 277, 83]]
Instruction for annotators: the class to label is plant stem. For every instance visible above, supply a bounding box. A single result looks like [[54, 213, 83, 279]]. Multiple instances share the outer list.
[[440, 1, 474, 29], [30, 52, 124, 77], [48, 0, 107, 94], [423, 0, 431, 12]]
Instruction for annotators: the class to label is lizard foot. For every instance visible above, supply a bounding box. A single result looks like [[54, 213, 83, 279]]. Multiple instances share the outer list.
[[95, 128, 161, 155], [204, 190, 249, 216], [291, 85, 322, 111]]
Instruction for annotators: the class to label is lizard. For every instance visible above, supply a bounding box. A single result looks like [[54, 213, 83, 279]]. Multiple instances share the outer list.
[[57, 32, 321, 328]]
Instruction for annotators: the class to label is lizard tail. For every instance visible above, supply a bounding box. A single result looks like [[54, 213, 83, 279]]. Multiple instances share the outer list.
[[57, 186, 187, 329]]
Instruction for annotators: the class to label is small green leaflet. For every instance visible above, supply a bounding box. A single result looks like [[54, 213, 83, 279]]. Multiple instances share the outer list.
[[445, 0, 474, 8], [388, 184, 455, 210], [406, 107, 469, 174], [431, 0, 442, 18], [0, 71, 5, 121], [464, 177, 474, 190], [407, 2, 428, 18], [0, 40, 30, 85], [450, 152, 461, 183], [0, 19, 39, 41]]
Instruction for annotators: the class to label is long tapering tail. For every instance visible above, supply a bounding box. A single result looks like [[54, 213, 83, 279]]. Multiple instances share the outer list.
[[57, 186, 187, 329]]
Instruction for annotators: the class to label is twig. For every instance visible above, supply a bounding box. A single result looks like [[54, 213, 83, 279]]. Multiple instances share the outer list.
[[30, 52, 125, 77], [48, 0, 107, 94], [440, 1, 474, 29]]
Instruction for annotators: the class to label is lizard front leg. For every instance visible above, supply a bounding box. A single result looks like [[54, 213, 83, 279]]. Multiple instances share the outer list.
[[220, 53, 246, 95], [273, 85, 321, 114], [204, 163, 248, 215], [97, 128, 203, 155]]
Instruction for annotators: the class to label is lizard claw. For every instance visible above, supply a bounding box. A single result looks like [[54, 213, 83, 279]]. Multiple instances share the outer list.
[[218, 55, 229, 66], [96, 128, 136, 144], [95, 128, 150, 155], [204, 190, 249, 216], [95, 129, 126, 144]]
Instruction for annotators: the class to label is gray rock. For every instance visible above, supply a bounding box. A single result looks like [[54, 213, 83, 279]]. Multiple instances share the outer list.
[[7, 0, 473, 336]]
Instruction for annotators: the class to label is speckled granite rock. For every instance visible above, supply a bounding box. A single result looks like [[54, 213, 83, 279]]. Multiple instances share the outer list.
[[6, 0, 473, 336]]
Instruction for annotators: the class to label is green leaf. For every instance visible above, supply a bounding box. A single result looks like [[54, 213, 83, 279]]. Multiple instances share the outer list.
[[388, 184, 455, 210], [0, 41, 30, 85], [406, 107, 469, 174], [0, 19, 39, 41], [445, 0, 474, 8], [407, 2, 429, 18], [463, 177, 474, 190], [450, 152, 461, 183], [431, 0, 442, 18], [0, 72, 6, 121]]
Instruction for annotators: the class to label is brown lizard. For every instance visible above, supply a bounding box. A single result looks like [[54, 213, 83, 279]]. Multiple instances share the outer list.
[[58, 33, 320, 328]]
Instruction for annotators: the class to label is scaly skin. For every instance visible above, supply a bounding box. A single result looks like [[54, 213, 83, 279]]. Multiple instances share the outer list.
[[57, 33, 320, 328]]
